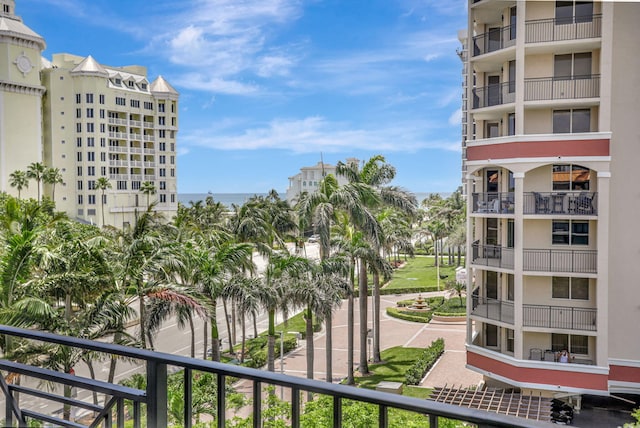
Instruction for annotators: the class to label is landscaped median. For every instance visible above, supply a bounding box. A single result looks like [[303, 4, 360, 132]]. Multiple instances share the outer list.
[[386, 297, 466, 323]]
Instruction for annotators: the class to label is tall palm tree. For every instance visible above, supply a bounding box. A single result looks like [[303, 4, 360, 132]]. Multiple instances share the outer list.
[[140, 181, 157, 209], [96, 177, 112, 227], [8, 170, 28, 199], [26, 162, 46, 203], [43, 167, 64, 203]]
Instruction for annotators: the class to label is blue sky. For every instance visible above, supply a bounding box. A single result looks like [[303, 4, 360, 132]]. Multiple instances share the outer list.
[[21, 0, 466, 194]]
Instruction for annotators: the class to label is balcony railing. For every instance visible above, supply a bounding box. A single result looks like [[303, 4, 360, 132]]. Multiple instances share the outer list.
[[524, 75, 600, 101], [471, 241, 514, 270], [0, 326, 537, 428], [472, 192, 514, 214], [472, 25, 516, 57], [523, 304, 597, 331], [525, 14, 602, 43], [471, 297, 514, 324], [523, 248, 597, 274], [523, 192, 597, 215], [472, 82, 515, 109]]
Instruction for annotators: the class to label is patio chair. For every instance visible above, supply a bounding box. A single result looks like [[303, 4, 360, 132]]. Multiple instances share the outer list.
[[533, 192, 550, 213], [574, 192, 594, 214]]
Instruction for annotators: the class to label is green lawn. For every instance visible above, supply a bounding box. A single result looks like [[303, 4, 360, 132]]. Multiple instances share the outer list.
[[384, 256, 462, 291], [355, 346, 424, 389]]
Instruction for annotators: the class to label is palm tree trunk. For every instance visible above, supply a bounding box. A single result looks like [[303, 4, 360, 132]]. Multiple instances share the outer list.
[[267, 309, 276, 372], [240, 313, 246, 364], [346, 260, 355, 385], [189, 314, 195, 358], [372, 271, 381, 363], [203, 320, 209, 360], [84, 358, 99, 405], [222, 299, 233, 352], [231, 302, 237, 346], [305, 307, 314, 380], [358, 260, 369, 375], [253, 313, 258, 339], [325, 313, 332, 382], [210, 316, 221, 361], [101, 193, 106, 227], [138, 288, 146, 349]]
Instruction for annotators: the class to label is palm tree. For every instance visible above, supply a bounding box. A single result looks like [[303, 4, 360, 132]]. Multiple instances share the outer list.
[[8, 170, 28, 199], [43, 167, 64, 203], [96, 177, 112, 227], [26, 162, 46, 203], [140, 181, 157, 209]]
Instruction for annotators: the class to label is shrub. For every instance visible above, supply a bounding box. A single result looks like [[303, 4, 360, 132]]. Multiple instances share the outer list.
[[386, 307, 432, 323], [405, 338, 445, 385]]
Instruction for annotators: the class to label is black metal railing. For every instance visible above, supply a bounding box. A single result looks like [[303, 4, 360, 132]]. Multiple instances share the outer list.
[[472, 192, 515, 214], [523, 248, 597, 274], [0, 325, 543, 428], [523, 304, 597, 331], [524, 75, 600, 101], [523, 192, 597, 215], [472, 25, 516, 57], [471, 297, 514, 324], [472, 82, 516, 109], [471, 241, 514, 270], [525, 14, 602, 43]]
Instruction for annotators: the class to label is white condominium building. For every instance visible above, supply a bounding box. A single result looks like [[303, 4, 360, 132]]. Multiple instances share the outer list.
[[285, 158, 357, 203], [0, 0, 179, 227], [463, 0, 640, 400]]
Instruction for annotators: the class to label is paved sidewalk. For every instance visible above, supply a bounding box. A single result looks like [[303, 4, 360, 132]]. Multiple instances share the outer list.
[[237, 291, 482, 394]]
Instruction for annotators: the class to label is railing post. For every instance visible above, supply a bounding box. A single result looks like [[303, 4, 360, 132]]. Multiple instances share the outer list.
[[184, 368, 192, 428], [147, 360, 168, 428]]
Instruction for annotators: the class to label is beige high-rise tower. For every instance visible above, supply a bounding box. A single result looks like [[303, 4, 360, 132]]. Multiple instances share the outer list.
[[463, 0, 640, 401], [0, 0, 45, 199]]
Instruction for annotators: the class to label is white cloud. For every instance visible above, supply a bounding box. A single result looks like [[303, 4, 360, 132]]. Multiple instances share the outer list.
[[180, 116, 460, 154], [448, 108, 462, 125], [173, 73, 259, 95]]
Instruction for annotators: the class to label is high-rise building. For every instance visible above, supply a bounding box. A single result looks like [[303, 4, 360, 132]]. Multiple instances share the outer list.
[[285, 158, 358, 203], [1, 1, 179, 227], [463, 0, 640, 401]]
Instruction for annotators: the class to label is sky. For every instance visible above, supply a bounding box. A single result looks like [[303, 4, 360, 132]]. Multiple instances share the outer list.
[[20, 0, 467, 194]]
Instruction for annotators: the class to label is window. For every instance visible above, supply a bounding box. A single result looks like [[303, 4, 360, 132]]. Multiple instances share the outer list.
[[76, 94, 81, 104], [552, 333, 589, 355], [556, 1, 593, 24], [88, 195, 96, 205], [159, 142, 166, 151], [160, 194, 167, 203], [507, 274, 514, 301], [87, 123, 95, 133], [159, 155, 166, 164], [141, 83, 147, 90], [116, 97, 126, 106], [76, 123, 82, 132], [77, 166, 83, 176], [77, 181, 83, 190], [132, 181, 141, 190], [77, 152, 82, 162], [100, 109, 105, 119], [170, 168, 175, 177], [117, 181, 127, 190], [86, 108, 94, 118], [86, 93, 94, 103], [508, 113, 515, 136], [159, 181, 166, 190], [158, 103, 165, 112], [77, 138, 82, 147], [171, 117, 176, 126], [159, 130, 166, 138], [506, 329, 514, 352], [101, 166, 106, 175], [170, 156, 175, 165], [486, 122, 499, 138], [100, 138, 106, 147], [552, 164, 590, 190], [128, 80, 134, 88], [102, 194, 107, 204], [100, 153, 106, 162], [87, 166, 95, 176], [99, 94, 105, 104], [159, 168, 166, 177], [170, 143, 175, 151], [485, 324, 498, 347], [87, 137, 95, 147], [130, 100, 140, 108], [159, 116, 165, 125], [171, 194, 175, 203], [144, 102, 153, 110], [100, 124, 105, 133], [508, 60, 516, 93], [552, 220, 589, 245], [78, 195, 83, 205], [76, 108, 82, 118], [3, 4, 10, 13], [554, 53, 591, 79], [87, 152, 95, 162], [553, 109, 590, 133], [552, 277, 589, 300]]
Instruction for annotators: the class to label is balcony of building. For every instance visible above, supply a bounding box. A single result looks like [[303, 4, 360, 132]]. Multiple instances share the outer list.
[[472, 192, 514, 214], [524, 75, 600, 102], [0, 326, 537, 428], [472, 25, 516, 58], [525, 14, 601, 45], [523, 304, 596, 332], [471, 297, 514, 324], [472, 82, 516, 109], [523, 191, 597, 216], [471, 242, 514, 270], [523, 248, 597, 274], [108, 117, 127, 126]]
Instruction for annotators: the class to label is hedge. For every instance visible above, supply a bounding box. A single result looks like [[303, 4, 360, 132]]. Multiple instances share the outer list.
[[405, 338, 445, 385], [242, 335, 298, 369], [386, 307, 432, 323], [432, 311, 466, 317]]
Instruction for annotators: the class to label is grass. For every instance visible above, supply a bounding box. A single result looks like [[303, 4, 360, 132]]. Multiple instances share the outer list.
[[384, 256, 462, 291], [404, 385, 433, 399], [436, 297, 466, 314], [355, 346, 425, 389]]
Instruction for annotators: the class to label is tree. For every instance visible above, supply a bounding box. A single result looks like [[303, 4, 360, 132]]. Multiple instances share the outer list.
[[140, 181, 157, 209], [8, 170, 28, 199], [96, 177, 112, 227], [446, 280, 466, 307], [43, 167, 64, 203], [26, 162, 46, 203]]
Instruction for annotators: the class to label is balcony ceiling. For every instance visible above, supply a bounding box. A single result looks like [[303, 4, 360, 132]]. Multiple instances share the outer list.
[[471, 0, 514, 23], [525, 38, 601, 55], [472, 46, 516, 72]]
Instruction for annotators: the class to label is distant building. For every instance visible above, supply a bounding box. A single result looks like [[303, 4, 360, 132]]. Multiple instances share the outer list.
[[285, 158, 358, 203], [0, 0, 178, 227], [463, 0, 640, 401]]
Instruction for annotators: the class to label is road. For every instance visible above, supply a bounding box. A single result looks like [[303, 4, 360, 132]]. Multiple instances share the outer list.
[[4, 243, 320, 420]]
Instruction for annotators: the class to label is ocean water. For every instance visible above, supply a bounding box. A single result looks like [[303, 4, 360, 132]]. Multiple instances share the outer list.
[[179, 192, 443, 208]]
